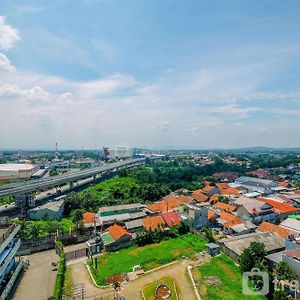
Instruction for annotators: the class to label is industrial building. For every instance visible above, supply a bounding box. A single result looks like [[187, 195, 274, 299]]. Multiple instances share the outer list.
[[27, 200, 65, 221], [0, 163, 38, 181]]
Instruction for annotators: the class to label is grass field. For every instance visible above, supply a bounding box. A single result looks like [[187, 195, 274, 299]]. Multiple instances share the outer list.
[[195, 254, 266, 300], [89, 233, 206, 285], [142, 277, 179, 300]]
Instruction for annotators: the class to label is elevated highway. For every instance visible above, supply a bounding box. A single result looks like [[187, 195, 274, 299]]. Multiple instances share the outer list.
[[0, 158, 145, 201]]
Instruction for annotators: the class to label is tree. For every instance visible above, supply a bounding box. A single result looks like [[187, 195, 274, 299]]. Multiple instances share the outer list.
[[273, 290, 289, 300], [70, 209, 84, 230], [202, 227, 215, 242], [240, 241, 267, 273], [275, 261, 297, 281], [49, 168, 58, 176], [217, 196, 229, 204]]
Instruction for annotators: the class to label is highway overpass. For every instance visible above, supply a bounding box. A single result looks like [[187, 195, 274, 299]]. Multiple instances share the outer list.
[[0, 158, 145, 203]]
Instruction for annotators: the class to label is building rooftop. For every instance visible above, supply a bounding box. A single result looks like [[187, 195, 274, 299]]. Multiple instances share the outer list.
[[161, 211, 181, 227], [258, 198, 298, 214], [98, 203, 144, 213], [220, 232, 285, 256], [279, 218, 300, 233], [101, 232, 115, 246], [258, 221, 289, 238], [206, 242, 220, 249], [28, 200, 64, 212], [236, 176, 275, 187], [82, 212, 96, 224], [284, 248, 300, 260], [124, 219, 144, 230], [143, 215, 165, 230], [0, 163, 36, 171], [213, 202, 236, 212], [107, 224, 131, 240]]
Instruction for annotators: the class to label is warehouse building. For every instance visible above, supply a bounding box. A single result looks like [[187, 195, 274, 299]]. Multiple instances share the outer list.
[[27, 200, 65, 221], [0, 163, 38, 181]]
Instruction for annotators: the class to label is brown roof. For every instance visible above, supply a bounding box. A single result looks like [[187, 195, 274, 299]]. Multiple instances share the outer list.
[[107, 224, 131, 240], [214, 202, 236, 212], [258, 221, 289, 238], [143, 215, 165, 230]]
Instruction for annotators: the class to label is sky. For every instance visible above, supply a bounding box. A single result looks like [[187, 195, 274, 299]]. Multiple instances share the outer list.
[[0, 0, 300, 150]]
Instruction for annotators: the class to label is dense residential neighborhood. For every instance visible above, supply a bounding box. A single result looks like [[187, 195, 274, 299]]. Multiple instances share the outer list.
[[1, 149, 300, 299]]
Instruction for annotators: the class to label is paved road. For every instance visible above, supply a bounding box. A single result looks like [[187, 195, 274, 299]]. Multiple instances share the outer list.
[[70, 260, 114, 299], [120, 260, 197, 300], [13, 249, 58, 300], [0, 158, 144, 198]]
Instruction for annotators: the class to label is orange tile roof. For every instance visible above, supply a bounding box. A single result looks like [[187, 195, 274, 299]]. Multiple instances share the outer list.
[[224, 218, 244, 228], [202, 185, 216, 193], [295, 190, 300, 195], [220, 187, 240, 196], [146, 195, 192, 212], [107, 224, 131, 240], [82, 212, 96, 224], [258, 198, 298, 214], [192, 189, 209, 202], [219, 211, 244, 228], [214, 202, 236, 212], [208, 210, 217, 220], [210, 194, 220, 202], [216, 183, 230, 190], [143, 215, 165, 230], [258, 221, 289, 238], [278, 182, 289, 188]]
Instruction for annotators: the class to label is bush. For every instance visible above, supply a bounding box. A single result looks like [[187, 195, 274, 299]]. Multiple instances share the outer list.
[[53, 245, 66, 300]]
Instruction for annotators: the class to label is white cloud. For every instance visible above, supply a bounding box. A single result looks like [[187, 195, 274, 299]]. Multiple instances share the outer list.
[[0, 53, 15, 71], [0, 16, 20, 50], [77, 74, 137, 98]]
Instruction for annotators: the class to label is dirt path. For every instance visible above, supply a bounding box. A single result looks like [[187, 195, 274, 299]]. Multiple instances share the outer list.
[[13, 249, 58, 300], [69, 259, 114, 298], [120, 260, 197, 300]]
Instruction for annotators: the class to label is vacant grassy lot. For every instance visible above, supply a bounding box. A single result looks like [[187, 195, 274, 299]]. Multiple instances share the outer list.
[[195, 254, 266, 300], [142, 277, 179, 300], [89, 233, 206, 285]]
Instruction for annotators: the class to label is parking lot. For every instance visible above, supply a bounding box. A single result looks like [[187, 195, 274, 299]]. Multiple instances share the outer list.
[[13, 249, 58, 300]]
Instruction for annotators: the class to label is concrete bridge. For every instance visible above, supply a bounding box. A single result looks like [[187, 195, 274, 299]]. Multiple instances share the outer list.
[[0, 158, 145, 210]]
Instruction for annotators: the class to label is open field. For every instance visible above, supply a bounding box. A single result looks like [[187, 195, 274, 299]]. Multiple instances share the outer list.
[[89, 233, 206, 285], [195, 254, 266, 300], [142, 277, 179, 300]]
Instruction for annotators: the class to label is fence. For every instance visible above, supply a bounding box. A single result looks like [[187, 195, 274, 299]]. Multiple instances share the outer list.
[[65, 248, 88, 262], [17, 232, 90, 256]]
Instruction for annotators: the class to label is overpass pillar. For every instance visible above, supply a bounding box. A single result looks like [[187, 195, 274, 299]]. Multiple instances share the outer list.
[[69, 181, 75, 189], [15, 192, 34, 218], [93, 174, 97, 181]]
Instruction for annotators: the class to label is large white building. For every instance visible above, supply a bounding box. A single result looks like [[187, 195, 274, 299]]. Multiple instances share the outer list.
[[0, 163, 38, 181]]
